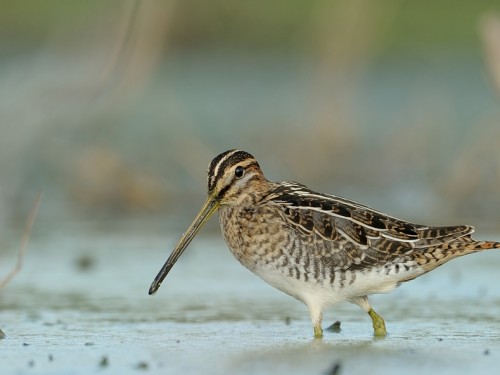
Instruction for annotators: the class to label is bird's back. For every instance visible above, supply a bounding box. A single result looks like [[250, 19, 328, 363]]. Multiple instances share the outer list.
[[261, 181, 498, 285]]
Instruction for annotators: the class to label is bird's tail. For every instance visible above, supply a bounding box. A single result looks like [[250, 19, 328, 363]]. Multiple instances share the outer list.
[[419, 237, 500, 273], [462, 239, 500, 252]]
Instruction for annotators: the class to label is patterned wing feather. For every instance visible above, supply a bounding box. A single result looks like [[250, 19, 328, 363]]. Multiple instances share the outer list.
[[267, 182, 474, 270]]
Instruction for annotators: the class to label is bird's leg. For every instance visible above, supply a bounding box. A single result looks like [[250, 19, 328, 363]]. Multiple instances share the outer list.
[[368, 308, 386, 337], [307, 304, 324, 339], [314, 325, 323, 338], [350, 296, 387, 337]]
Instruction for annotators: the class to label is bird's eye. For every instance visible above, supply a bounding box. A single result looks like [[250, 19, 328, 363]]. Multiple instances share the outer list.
[[234, 166, 245, 179]]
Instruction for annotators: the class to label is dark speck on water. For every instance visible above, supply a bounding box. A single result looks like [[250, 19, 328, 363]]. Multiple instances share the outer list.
[[85, 342, 94, 346], [75, 254, 96, 271], [484, 349, 490, 356], [28, 360, 34, 367], [285, 316, 291, 325], [326, 321, 342, 333], [99, 356, 109, 368], [325, 362, 342, 375], [48, 354, 54, 362], [135, 361, 149, 370], [23, 343, 29, 346]]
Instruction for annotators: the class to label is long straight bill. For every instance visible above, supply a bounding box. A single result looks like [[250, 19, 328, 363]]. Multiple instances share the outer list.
[[149, 194, 219, 295]]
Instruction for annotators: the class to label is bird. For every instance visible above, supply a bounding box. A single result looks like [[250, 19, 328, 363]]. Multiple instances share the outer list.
[[149, 149, 500, 338]]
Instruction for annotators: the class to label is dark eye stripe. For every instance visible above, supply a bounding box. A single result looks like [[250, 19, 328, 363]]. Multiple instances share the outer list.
[[216, 184, 232, 200], [216, 174, 259, 200]]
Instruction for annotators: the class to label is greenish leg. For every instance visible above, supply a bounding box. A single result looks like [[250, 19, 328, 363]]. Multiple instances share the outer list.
[[368, 308, 387, 337], [308, 305, 324, 339], [350, 296, 388, 337], [314, 325, 324, 339]]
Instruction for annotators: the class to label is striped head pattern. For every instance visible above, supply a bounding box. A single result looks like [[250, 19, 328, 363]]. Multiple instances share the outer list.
[[207, 149, 265, 204]]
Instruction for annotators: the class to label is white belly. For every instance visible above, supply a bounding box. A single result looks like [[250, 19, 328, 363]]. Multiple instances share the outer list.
[[251, 262, 418, 310]]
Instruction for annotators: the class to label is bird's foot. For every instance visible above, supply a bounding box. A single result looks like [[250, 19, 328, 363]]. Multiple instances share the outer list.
[[368, 308, 387, 337], [314, 325, 324, 339]]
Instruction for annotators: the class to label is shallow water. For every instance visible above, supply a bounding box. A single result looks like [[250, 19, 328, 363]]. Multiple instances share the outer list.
[[1, 227, 500, 374]]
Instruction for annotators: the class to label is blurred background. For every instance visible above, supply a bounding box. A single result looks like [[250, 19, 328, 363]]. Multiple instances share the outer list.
[[1, 0, 500, 234], [2, 3, 500, 373]]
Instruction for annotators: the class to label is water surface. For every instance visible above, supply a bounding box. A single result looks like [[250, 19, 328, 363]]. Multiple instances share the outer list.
[[1, 228, 500, 374]]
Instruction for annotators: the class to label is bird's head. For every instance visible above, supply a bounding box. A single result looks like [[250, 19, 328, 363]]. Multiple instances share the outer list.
[[149, 149, 267, 295], [207, 149, 266, 205]]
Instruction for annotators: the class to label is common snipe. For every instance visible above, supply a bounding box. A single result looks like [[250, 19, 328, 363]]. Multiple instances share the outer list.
[[149, 149, 500, 338]]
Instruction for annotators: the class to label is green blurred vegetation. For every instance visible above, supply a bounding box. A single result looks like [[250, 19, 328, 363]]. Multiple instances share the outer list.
[[1, 0, 499, 55], [0, 0, 500, 231]]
